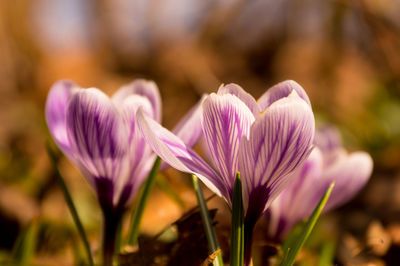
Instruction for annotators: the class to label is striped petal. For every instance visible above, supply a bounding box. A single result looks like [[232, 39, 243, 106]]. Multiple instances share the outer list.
[[323, 150, 373, 211], [202, 93, 255, 195], [218, 83, 261, 116], [238, 90, 315, 218], [45, 80, 79, 157], [66, 88, 129, 205], [157, 94, 207, 171], [136, 108, 229, 201], [113, 79, 161, 122], [119, 95, 155, 193], [172, 94, 207, 151], [257, 80, 311, 110], [267, 148, 323, 240]]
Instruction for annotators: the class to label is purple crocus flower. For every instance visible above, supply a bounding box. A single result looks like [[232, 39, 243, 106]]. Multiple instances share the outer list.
[[136, 80, 315, 265], [45, 79, 204, 265], [267, 126, 373, 242]]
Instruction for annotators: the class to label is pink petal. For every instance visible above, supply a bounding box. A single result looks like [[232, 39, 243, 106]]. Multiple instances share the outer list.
[[136, 107, 228, 200], [218, 83, 260, 116], [323, 150, 373, 211], [202, 93, 255, 195], [257, 80, 311, 110], [267, 148, 323, 240], [45, 80, 79, 157], [314, 125, 342, 153], [239, 91, 315, 216], [173, 94, 207, 148], [66, 88, 129, 188], [113, 79, 162, 122], [119, 95, 155, 189], [158, 95, 207, 171]]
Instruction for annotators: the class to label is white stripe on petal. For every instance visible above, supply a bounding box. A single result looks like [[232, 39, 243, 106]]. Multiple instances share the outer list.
[[113, 79, 162, 122], [136, 107, 228, 201], [119, 95, 154, 185], [267, 148, 323, 240], [202, 93, 255, 195], [257, 80, 311, 110], [218, 84, 261, 116], [239, 91, 315, 214], [156, 95, 208, 171], [66, 88, 129, 197]]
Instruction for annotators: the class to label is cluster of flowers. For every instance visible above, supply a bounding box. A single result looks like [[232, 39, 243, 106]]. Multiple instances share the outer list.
[[45, 79, 372, 265]]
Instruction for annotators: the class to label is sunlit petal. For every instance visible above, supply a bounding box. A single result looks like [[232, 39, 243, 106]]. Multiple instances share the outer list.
[[267, 148, 323, 240], [45, 80, 79, 157], [239, 91, 315, 218], [257, 80, 311, 110], [113, 79, 162, 122], [218, 83, 260, 116], [202, 93, 255, 195], [323, 151, 373, 211], [137, 107, 229, 201], [66, 88, 129, 205]]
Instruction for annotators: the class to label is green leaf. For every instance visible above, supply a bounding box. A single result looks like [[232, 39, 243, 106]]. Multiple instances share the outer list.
[[127, 157, 161, 245], [281, 181, 335, 266], [12, 220, 38, 266], [318, 238, 336, 266], [230, 173, 244, 266], [192, 175, 224, 266], [46, 142, 94, 266], [72, 238, 87, 266], [281, 220, 307, 255]]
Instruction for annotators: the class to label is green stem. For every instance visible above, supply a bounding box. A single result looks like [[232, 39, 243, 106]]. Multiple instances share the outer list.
[[191, 175, 224, 266], [46, 143, 94, 266], [127, 157, 161, 245], [230, 173, 244, 266], [12, 220, 38, 266]]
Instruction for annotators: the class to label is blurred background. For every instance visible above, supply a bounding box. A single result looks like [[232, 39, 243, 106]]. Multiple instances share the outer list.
[[1, 0, 400, 265]]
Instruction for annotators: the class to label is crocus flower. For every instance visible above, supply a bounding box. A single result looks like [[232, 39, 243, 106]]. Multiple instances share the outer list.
[[136, 80, 315, 265], [266, 126, 373, 241], [45, 79, 204, 265]]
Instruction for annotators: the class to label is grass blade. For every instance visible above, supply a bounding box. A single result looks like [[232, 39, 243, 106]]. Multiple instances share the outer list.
[[127, 157, 161, 245], [46, 142, 94, 266], [318, 238, 336, 266], [230, 173, 244, 266], [192, 175, 224, 266], [12, 220, 38, 266], [281, 181, 335, 266]]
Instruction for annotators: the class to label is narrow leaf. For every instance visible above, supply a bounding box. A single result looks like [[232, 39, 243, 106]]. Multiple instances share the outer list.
[[192, 175, 224, 266], [127, 157, 161, 245], [281, 181, 335, 266], [230, 172, 244, 266], [318, 238, 336, 266], [281, 221, 307, 255], [12, 220, 38, 266], [46, 142, 94, 266]]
